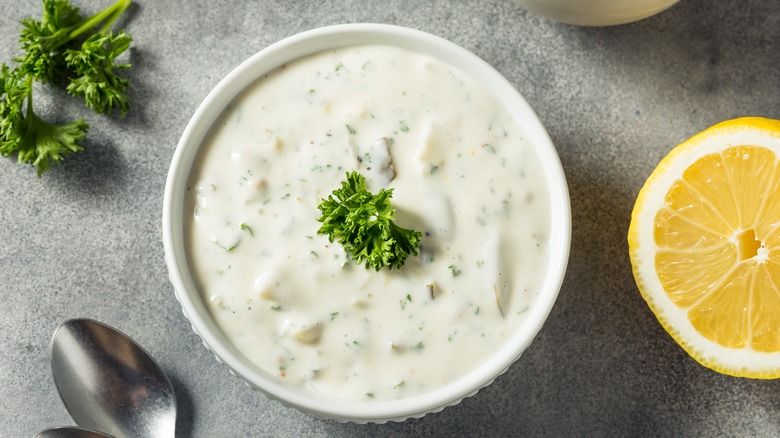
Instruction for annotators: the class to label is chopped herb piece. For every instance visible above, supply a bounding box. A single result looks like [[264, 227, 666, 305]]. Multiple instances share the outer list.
[[494, 286, 504, 316], [482, 143, 496, 153], [213, 239, 239, 252], [270, 305, 283, 311], [240, 223, 254, 236], [330, 311, 339, 320], [345, 124, 356, 134], [448, 264, 461, 277], [399, 120, 410, 132], [426, 282, 436, 299]]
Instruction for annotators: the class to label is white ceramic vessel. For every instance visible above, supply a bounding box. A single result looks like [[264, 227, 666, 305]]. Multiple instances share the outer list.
[[515, 0, 680, 26], [162, 23, 571, 423]]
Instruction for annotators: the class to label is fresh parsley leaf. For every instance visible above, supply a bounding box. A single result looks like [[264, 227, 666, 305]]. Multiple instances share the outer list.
[[65, 30, 132, 115], [317, 171, 422, 271], [0, 66, 89, 175], [16, 0, 83, 83]]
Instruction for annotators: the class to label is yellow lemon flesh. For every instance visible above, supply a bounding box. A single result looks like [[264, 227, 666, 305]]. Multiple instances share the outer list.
[[628, 117, 780, 378]]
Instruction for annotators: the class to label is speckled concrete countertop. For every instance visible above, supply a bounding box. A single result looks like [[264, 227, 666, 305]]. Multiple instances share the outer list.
[[2, 1, 779, 436]]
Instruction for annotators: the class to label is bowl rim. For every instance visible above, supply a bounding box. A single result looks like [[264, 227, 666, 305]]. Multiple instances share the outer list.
[[162, 22, 571, 422]]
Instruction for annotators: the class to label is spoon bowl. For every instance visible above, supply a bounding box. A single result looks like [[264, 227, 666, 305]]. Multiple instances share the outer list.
[[34, 426, 113, 438], [51, 319, 176, 438]]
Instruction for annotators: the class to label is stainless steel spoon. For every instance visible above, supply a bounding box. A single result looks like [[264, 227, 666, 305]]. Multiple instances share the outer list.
[[51, 319, 176, 438], [34, 426, 113, 438]]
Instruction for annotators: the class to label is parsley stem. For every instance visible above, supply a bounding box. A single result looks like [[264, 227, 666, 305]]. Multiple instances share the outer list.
[[51, 0, 132, 51], [99, 0, 133, 34], [25, 76, 34, 119]]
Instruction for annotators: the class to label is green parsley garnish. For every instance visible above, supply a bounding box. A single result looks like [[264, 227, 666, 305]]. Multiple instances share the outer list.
[[316, 171, 422, 271], [0, 0, 134, 175]]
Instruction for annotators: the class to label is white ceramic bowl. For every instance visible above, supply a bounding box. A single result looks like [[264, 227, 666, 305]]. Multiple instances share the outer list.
[[163, 23, 571, 423], [514, 0, 679, 26]]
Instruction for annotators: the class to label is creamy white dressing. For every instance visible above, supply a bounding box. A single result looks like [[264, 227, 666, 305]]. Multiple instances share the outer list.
[[186, 45, 551, 400]]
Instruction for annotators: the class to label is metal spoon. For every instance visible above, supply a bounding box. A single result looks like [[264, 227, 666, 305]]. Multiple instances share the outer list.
[[50, 319, 176, 438], [34, 426, 113, 438]]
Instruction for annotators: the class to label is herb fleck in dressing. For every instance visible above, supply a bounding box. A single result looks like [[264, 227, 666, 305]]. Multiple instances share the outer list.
[[186, 45, 550, 401]]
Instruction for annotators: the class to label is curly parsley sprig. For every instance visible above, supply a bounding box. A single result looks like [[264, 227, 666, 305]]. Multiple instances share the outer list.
[[317, 171, 423, 271], [0, 0, 133, 175]]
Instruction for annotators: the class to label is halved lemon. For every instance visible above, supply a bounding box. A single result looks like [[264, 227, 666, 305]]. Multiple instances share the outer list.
[[628, 117, 780, 378]]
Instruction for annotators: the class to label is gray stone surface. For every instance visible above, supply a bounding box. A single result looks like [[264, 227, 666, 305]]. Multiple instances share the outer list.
[[2, 0, 780, 436]]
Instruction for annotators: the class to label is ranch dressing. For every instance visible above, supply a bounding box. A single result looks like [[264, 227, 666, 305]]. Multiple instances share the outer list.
[[186, 45, 551, 400]]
